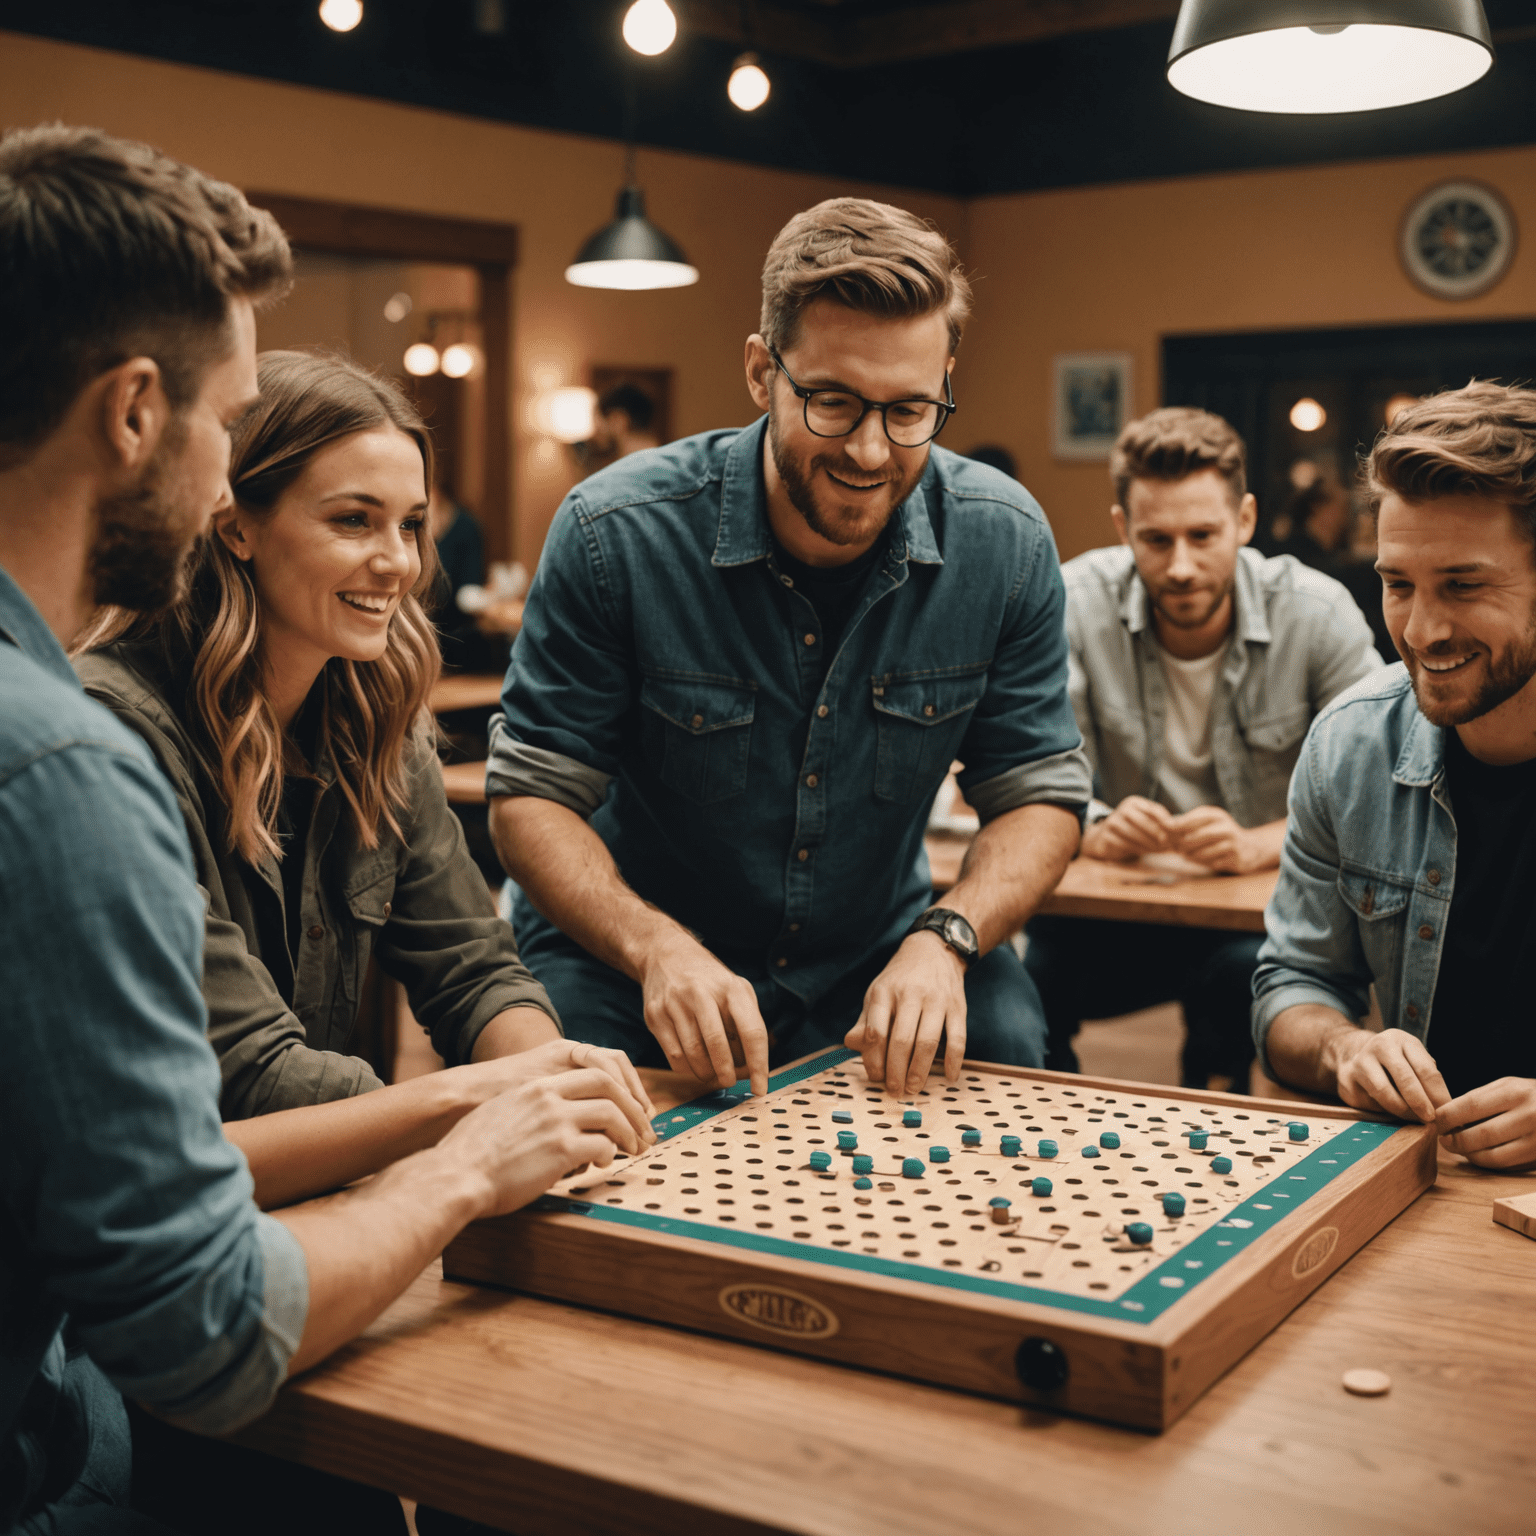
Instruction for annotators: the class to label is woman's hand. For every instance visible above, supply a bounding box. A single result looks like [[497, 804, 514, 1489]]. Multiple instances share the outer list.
[[450, 1037, 657, 1128]]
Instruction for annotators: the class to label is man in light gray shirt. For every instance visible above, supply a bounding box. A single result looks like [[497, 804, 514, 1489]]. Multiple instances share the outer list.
[[1024, 407, 1380, 1090]]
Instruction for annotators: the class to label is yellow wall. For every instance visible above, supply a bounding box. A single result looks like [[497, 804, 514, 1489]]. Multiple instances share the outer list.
[[0, 30, 963, 563], [4, 30, 1536, 567], [960, 146, 1536, 560]]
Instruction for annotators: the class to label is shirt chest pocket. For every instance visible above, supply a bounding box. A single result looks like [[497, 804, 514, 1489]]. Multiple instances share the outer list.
[[640, 674, 756, 805], [1338, 869, 1411, 986], [338, 863, 398, 1010], [1242, 704, 1311, 807], [872, 669, 987, 805]]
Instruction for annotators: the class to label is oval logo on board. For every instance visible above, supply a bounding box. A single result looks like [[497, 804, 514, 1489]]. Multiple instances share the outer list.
[[718, 1284, 840, 1339], [1291, 1226, 1339, 1280]]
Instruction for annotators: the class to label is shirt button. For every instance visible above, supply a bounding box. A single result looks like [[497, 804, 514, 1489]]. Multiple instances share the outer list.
[[691, 713, 703, 728], [1405, 1004, 1420, 1020], [308, 925, 324, 940], [797, 848, 809, 862], [806, 774, 818, 787], [923, 704, 935, 717], [776, 956, 788, 968], [789, 922, 801, 932], [382, 902, 392, 919], [817, 704, 829, 718], [781, 575, 793, 587], [1418, 924, 1433, 941], [804, 633, 816, 646], [1427, 869, 1441, 886]]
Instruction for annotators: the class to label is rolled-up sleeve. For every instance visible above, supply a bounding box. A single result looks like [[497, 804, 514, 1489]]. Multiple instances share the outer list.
[[1, 737, 307, 1435], [1251, 732, 1373, 1077], [955, 515, 1092, 823]]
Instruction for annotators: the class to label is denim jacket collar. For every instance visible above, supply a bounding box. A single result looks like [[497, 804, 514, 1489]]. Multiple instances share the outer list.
[[1117, 544, 1272, 647], [712, 415, 943, 571], [0, 561, 78, 691], [1394, 703, 1445, 788]]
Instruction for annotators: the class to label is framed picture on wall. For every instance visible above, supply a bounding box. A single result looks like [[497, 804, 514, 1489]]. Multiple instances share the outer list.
[[1053, 352, 1133, 460]]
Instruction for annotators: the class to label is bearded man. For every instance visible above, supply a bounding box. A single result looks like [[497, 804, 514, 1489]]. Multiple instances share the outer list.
[[489, 198, 1092, 1097], [1024, 407, 1379, 1091], [1257, 382, 1536, 1169]]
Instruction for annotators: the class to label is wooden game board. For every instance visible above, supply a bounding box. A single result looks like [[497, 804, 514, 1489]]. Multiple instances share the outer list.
[[443, 1048, 1436, 1430]]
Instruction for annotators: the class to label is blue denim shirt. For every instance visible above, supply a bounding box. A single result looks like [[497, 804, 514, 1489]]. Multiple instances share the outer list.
[[490, 419, 1091, 1002], [0, 563, 307, 1524], [1252, 664, 1454, 1077]]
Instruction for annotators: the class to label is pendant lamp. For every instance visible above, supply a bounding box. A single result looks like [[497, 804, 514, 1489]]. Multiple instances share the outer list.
[[1167, 0, 1494, 113], [565, 184, 699, 290]]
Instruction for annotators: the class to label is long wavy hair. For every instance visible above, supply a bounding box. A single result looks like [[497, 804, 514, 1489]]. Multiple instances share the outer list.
[[86, 350, 441, 864]]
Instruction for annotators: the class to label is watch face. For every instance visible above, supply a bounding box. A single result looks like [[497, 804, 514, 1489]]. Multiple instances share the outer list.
[[1400, 180, 1516, 301], [942, 912, 978, 956]]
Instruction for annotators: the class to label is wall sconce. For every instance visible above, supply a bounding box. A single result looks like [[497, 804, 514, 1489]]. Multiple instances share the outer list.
[[534, 386, 599, 444]]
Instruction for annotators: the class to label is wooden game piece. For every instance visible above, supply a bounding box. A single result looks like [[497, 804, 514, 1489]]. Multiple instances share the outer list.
[[1099, 1132, 1121, 1149], [1290, 1122, 1310, 1142], [445, 1050, 1437, 1433], [902, 1109, 922, 1127], [962, 1129, 982, 1146], [1211, 1155, 1233, 1174], [809, 1151, 831, 1171], [1038, 1139, 1058, 1158], [831, 1109, 852, 1124], [1001, 1135, 1022, 1158], [1342, 1368, 1391, 1396], [1081, 1144, 1102, 1159], [837, 1131, 857, 1150], [1492, 1190, 1536, 1240], [929, 1146, 950, 1163], [1188, 1130, 1208, 1150], [852, 1154, 873, 1175]]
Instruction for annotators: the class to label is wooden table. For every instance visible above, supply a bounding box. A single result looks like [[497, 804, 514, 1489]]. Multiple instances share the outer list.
[[430, 674, 504, 715], [235, 1069, 1536, 1536]]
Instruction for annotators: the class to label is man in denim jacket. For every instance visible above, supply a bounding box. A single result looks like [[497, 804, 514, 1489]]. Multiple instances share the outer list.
[[1256, 382, 1536, 1169], [489, 200, 1092, 1099], [1026, 409, 1379, 1090]]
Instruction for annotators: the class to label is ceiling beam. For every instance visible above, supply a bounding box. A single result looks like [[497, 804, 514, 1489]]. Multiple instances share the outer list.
[[679, 0, 1182, 67]]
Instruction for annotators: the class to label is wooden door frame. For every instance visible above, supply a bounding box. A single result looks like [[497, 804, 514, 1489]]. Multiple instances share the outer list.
[[248, 193, 519, 564]]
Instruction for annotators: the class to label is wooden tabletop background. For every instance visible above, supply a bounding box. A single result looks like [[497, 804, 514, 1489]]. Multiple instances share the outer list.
[[235, 1065, 1536, 1536]]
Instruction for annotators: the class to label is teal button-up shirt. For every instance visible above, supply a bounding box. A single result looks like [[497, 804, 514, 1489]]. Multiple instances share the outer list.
[[490, 419, 1091, 1004]]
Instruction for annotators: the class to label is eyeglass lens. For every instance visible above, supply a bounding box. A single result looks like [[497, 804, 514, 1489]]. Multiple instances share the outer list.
[[803, 390, 942, 446]]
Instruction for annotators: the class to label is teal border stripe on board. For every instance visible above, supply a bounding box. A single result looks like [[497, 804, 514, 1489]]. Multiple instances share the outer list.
[[646, 1046, 860, 1143], [546, 1050, 1396, 1324]]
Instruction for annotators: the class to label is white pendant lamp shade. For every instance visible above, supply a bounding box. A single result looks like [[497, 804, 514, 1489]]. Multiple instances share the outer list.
[[565, 186, 699, 291], [1167, 1, 1494, 113]]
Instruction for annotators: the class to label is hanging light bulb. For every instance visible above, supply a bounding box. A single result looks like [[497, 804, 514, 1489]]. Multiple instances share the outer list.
[[318, 0, 363, 33], [1167, 1, 1494, 114], [566, 186, 699, 291], [1290, 397, 1327, 432], [403, 343, 440, 377], [440, 343, 481, 379], [728, 53, 771, 111], [623, 0, 677, 56]]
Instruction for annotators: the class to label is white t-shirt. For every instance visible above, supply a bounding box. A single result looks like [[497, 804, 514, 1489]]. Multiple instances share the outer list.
[[1157, 647, 1223, 814]]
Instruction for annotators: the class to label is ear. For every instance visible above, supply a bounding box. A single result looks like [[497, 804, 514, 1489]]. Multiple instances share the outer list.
[[744, 334, 774, 414], [213, 507, 252, 561], [98, 358, 169, 473], [1110, 504, 1130, 546], [1235, 492, 1258, 548]]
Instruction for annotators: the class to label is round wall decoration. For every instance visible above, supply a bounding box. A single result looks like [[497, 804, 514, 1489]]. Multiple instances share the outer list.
[[1400, 180, 1517, 301]]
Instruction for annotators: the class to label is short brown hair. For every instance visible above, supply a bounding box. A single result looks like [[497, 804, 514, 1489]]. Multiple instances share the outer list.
[[1366, 380, 1536, 540], [760, 198, 971, 354], [1111, 406, 1247, 512], [0, 124, 292, 467]]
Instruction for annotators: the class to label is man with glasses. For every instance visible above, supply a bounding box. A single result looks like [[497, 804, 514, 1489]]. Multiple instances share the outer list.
[[489, 199, 1090, 1097]]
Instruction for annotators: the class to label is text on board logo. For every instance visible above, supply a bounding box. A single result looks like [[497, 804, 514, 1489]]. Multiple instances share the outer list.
[[1291, 1226, 1339, 1280], [718, 1284, 840, 1339]]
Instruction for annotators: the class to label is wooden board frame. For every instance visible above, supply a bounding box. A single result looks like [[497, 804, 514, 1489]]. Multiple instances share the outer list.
[[444, 1051, 1436, 1432]]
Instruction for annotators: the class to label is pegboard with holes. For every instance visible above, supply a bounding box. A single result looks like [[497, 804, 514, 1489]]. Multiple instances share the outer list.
[[444, 1049, 1437, 1430]]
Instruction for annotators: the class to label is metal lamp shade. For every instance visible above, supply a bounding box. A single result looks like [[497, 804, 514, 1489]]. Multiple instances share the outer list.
[[565, 186, 700, 290], [1167, 0, 1494, 113]]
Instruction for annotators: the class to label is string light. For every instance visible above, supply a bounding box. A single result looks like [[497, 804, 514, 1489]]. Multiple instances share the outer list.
[[403, 343, 440, 377], [1289, 397, 1327, 432], [318, 0, 363, 33], [441, 343, 481, 379], [382, 292, 412, 323], [728, 54, 771, 111], [623, 0, 676, 56]]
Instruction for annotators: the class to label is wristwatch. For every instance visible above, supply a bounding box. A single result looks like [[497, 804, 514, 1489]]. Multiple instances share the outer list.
[[907, 906, 979, 964]]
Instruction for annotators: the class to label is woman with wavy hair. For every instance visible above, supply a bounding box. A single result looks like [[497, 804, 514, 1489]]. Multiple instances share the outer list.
[[79, 351, 651, 1210]]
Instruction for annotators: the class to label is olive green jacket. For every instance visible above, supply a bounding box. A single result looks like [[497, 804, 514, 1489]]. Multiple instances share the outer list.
[[77, 643, 559, 1118]]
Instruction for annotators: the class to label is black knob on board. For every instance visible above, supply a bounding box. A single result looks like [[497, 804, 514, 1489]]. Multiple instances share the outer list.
[[1016, 1336, 1070, 1392]]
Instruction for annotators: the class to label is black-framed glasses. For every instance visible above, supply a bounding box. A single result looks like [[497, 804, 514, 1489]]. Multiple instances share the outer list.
[[768, 346, 956, 447]]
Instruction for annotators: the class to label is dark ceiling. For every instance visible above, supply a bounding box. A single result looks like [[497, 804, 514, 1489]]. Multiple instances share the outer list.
[[4, 0, 1536, 196]]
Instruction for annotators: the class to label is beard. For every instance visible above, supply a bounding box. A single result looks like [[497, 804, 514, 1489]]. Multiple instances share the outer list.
[[1405, 617, 1536, 727], [1149, 574, 1234, 632], [86, 416, 204, 613], [768, 404, 925, 549]]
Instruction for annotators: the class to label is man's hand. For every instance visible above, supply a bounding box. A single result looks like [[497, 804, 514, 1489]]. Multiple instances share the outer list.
[[452, 1037, 656, 1125], [1168, 806, 1275, 873], [1080, 796, 1173, 862], [1328, 1026, 1450, 1122], [844, 931, 967, 1096], [439, 1068, 657, 1220], [640, 932, 769, 1096], [1437, 1077, 1536, 1170]]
